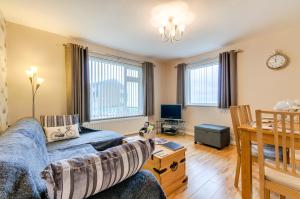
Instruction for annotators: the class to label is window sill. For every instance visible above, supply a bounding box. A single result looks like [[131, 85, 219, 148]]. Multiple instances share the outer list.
[[89, 115, 146, 122], [185, 104, 218, 108]]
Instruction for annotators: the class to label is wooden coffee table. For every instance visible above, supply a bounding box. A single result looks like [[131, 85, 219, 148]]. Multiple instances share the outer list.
[[144, 142, 188, 196], [123, 136, 188, 196]]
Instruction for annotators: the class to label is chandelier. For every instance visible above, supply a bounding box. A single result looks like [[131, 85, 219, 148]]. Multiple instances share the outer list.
[[159, 17, 185, 43], [151, 1, 194, 43]]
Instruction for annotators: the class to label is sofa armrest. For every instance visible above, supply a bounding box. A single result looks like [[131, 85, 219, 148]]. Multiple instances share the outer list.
[[87, 170, 166, 199]]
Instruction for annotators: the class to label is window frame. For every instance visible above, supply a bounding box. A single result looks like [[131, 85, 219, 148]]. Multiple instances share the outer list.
[[185, 58, 219, 107], [88, 54, 144, 121]]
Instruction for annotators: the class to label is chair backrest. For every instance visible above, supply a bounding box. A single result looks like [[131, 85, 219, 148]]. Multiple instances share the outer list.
[[230, 105, 253, 154], [256, 110, 300, 177]]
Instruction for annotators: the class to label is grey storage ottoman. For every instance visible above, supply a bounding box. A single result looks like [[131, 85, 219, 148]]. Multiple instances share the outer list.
[[194, 124, 230, 149]]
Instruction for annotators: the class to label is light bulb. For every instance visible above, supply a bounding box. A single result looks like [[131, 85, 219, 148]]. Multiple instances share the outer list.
[[173, 17, 179, 26], [179, 25, 185, 33], [26, 69, 34, 77], [37, 77, 44, 85], [30, 66, 38, 74], [159, 27, 164, 35], [171, 26, 176, 37], [26, 66, 38, 77]]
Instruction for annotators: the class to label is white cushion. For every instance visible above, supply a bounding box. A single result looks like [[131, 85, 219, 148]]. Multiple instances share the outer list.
[[40, 115, 80, 143], [265, 166, 300, 191], [44, 123, 80, 143]]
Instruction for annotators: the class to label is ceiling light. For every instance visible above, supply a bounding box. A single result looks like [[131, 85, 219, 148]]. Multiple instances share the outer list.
[[151, 1, 194, 43]]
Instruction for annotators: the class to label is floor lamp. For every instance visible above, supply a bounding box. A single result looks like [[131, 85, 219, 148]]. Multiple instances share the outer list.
[[26, 66, 44, 118]]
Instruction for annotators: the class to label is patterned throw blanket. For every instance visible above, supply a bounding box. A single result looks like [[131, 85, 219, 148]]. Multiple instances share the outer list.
[[0, 119, 49, 199], [0, 119, 166, 199]]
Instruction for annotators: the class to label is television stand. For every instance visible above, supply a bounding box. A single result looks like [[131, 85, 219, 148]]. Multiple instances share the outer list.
[[156, 119, 185, 135]]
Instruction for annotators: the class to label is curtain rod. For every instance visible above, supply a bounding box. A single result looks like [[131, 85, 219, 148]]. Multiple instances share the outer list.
[[63, 43, 149, 66], [174, 49, 243, 68]]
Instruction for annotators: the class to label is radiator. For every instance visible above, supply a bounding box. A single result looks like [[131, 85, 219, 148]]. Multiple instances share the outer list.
[[83, 116, 148, 135]]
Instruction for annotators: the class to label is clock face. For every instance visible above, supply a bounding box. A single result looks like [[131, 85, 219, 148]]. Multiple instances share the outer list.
[[266, 53, 288, 70]]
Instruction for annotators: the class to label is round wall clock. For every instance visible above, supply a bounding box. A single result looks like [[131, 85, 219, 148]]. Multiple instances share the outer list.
[[266, 50, 289, 70]]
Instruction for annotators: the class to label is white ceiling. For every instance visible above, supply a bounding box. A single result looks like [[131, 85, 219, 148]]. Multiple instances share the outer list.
[[1, 0, 300, 59]]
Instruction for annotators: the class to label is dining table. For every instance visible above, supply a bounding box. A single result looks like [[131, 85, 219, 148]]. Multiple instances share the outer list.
[[239, 124, 300, 199]]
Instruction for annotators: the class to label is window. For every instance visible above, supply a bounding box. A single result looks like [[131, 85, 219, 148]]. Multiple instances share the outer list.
[[185, 60, 219, 106], [89, 56, 144, 120]]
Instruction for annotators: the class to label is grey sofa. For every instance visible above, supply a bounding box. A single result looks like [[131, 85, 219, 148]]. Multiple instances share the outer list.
[[0, 118, 166, 199]]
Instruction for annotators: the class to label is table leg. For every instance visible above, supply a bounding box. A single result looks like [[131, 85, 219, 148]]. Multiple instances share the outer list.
[[241, 129, 252, 199]]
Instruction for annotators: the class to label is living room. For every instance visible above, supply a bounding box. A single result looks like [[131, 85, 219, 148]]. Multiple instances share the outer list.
[[1, 0, 300, 199]]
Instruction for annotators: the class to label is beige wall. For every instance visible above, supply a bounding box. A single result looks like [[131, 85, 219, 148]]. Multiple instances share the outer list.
[[163, 25, 300, 139], [6, 22, 164, 125], [7, 21, 300, 139], [6, 22, 68, 124]]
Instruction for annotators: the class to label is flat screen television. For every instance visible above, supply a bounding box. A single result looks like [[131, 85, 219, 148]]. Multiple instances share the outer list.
[[161, 104, 182, 120]]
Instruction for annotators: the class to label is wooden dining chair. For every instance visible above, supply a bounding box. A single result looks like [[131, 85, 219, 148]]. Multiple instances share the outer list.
[[256, 110, 300, 199], [230, 105, 281, 188], [230, 105, 253, 187]]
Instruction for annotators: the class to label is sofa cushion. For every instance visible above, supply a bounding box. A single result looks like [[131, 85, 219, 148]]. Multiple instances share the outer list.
[[40, 114, 80, 127], [265, 166, 300, 191], [48, 144, 97, 162], [40, 115, 80, 143], [41, 139, 155, 199], [47, 130, 124, 152], [0, 118, 49, 199], [88, 170, 166, 199]]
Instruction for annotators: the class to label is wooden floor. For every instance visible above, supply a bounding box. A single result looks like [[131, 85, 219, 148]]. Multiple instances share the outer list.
[[156, 133, 267, 199]]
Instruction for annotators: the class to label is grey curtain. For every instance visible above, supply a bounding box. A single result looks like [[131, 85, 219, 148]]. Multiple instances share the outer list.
[[176, 63, 187, 108], [218, 50, 237, 108], [143, 62, 154, 116], [65, 43, 90, 123]]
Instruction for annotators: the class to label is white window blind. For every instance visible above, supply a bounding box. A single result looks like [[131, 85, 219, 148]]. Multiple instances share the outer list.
[[185, 60, 219, 106], [89, 56, 144, 120]]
